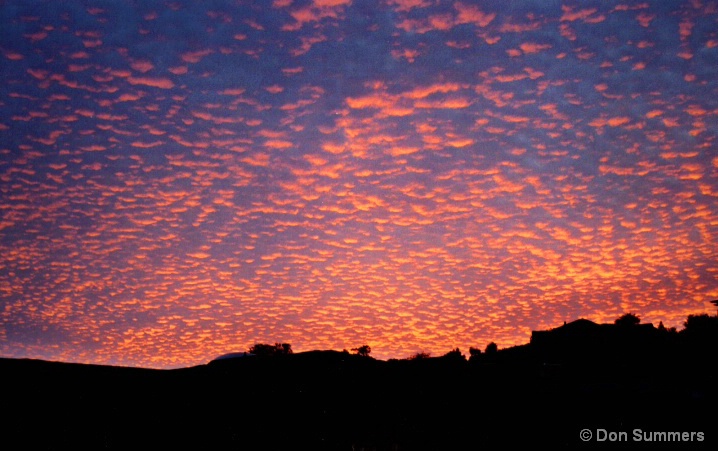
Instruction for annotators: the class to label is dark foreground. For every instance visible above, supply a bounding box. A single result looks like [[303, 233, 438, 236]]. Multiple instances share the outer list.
[[3, 322, 716, 450]]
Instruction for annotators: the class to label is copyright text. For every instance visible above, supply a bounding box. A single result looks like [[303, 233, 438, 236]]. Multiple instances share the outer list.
[[580, 428, 705, 442]]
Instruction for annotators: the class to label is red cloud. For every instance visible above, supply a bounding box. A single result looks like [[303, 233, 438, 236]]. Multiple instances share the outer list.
[[127, 77, 175, 89]]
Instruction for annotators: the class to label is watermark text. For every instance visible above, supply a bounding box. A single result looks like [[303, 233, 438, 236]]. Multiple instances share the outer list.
[[580, 428, 705, 443]]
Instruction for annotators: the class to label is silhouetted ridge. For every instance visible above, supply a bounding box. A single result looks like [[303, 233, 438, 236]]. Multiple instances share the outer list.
[[211, 351, 253, 361], [528, 318, 664, 364], [208, 349, 377, 367], [3, 314, 716, 450]]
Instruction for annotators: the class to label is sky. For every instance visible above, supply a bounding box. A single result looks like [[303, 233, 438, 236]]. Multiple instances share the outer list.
[[1, 0, 717, 369]]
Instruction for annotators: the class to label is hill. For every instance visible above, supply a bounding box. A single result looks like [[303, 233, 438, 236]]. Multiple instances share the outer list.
[[2, 316, 716, 450]]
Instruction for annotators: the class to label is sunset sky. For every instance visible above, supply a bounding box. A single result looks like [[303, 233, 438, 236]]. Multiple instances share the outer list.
[[1, 0, 716, 368]]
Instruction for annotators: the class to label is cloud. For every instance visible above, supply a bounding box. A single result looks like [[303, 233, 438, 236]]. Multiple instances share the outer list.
[[127, 76, 175, 89], [395, 2, 494, 33], [0, 0, 715, 368]]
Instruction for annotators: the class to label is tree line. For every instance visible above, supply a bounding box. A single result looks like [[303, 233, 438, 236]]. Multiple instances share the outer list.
[[243, 312, 717, 361]]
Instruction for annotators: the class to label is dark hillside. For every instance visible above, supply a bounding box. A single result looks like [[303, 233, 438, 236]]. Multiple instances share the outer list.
[[3, 317, 716, 450]]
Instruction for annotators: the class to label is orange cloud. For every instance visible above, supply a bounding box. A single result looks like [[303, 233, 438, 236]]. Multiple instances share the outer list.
[[599, 165, 635, 176], [181, 49, 213, 63], [322, 142, 346, 154], [169, 66, 188, 75], [386, 146, 420, 156], [265, 85, 284, 94], [396, 3, 494, 33], [314, 0, 351, 6], [130, 60, 154, 73], [127, 77, 175, 89], [131, 141, 164, 148], [264, 140, 294, 149], [560, 6, 597, 22], [519, 42, 552, 54], [346, 94, 393, 109], [387, 0, 431, 12], [403, 83, 463, 99], [636, 12, 655, 27], [607, 117, 630, 127], [454, 2, 496, 27], [3, 50, 24, 60], [415, 97, 471, 109]]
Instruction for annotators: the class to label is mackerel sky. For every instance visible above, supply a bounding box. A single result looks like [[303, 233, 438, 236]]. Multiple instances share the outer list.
[[1, 0, 716, 368]]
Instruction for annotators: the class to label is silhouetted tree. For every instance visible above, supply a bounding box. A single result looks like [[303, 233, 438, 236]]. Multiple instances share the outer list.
[[442, 348, 466, 362], [407, 351, 431, 360], [656, 321, 676, 334], [485, 342, 497, 354], [682, 313, 718, 340], [615, 313, 640, 326], [249, 343, 293, 356], [351, 345, 371, 357], [684, 313, 718, 330], [248, 343, 274, 356], [468, 347, 482, 363]]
